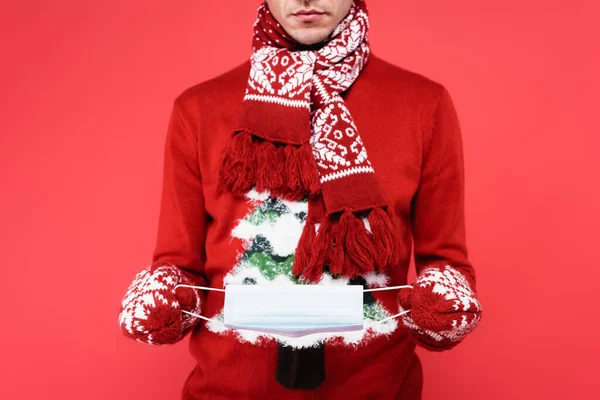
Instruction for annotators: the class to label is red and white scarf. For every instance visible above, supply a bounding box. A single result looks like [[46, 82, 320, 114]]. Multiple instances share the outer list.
[[219, 0, 400, 281]]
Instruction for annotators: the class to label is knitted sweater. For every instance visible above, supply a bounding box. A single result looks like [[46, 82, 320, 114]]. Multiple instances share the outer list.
[[151, 53, 475, 399]]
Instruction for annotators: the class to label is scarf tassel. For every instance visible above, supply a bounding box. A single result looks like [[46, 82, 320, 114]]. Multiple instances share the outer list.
[[218, 131, 256, 197], [294, 207, 399, 282], [256, 140, 285, 193], [297, 217, 335, 282], [367, 207, 401, 271], [219, 131, 320, 200], [292, 217, 315, 278], [296, 142, 321, 195]]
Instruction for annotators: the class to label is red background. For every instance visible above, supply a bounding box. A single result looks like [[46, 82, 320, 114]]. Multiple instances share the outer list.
[[1, 0, 598, 398]]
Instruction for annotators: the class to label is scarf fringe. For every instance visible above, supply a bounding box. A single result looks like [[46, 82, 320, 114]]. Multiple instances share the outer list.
[[296, 142, 320, 195], [256, 140, 285, 193], [367, 207, 401, 270], [295, 206, 399, 282], [303, 216, 336, 282], [292, 219, 316, 278], [218, 131, 256, 196], [219, 131, 320, 200]]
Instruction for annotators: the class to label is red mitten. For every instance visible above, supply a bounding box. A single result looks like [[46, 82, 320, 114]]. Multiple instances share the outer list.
[[398, 265, 482, 351], [118, 263, 202, 345]]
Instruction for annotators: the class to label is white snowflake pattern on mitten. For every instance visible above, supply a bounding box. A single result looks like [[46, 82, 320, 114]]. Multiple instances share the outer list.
[[398, 265, 481, 351], [118, 263, 202, 345]]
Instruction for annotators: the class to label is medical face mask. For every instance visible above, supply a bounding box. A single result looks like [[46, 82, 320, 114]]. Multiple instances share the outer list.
[[175, 284, 412, 338]]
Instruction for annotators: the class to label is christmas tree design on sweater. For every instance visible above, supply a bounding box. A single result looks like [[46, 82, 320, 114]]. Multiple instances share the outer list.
[[206, 189, 398, 348]]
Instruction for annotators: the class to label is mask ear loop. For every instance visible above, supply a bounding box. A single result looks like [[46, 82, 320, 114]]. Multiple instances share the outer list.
[[174, 284, 225, 292], [174, 284, 225, 324], [363, 285, 413, 327]]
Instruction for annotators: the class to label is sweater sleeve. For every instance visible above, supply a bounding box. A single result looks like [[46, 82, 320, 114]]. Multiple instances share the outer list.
[[410, 85, 476, 290], [149, 97, 209, 288]]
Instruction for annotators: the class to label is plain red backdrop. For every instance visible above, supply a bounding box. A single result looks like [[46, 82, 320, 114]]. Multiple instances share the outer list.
[[1, 0, 598, 398]]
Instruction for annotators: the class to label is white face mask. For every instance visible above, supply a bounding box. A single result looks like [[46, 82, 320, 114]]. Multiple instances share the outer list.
[[175, 284, 412, 338]]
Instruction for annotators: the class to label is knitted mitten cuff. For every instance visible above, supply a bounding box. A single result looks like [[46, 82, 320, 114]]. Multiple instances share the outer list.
[[118, 263, 202, 345], [398, 265, 482, 351]]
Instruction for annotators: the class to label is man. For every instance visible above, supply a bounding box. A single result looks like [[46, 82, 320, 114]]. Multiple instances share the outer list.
[[118, 0, 482, 398]]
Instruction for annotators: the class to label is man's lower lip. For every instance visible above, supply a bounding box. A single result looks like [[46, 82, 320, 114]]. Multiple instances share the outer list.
[[294, 13, 325, 22]]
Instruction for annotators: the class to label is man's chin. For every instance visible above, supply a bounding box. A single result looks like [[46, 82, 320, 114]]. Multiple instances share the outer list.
[[289, 28, 333, 47]]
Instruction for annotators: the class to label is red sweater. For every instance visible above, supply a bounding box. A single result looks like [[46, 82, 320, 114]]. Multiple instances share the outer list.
[[151, 53, 475, 399]]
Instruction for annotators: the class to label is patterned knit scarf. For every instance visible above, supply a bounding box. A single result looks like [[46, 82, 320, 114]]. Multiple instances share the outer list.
[[219, 0, 400, 282]]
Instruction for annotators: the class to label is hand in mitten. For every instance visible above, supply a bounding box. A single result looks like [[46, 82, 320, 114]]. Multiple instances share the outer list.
[[118, 263, 202, 345], [398, 265, 481, 351]]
